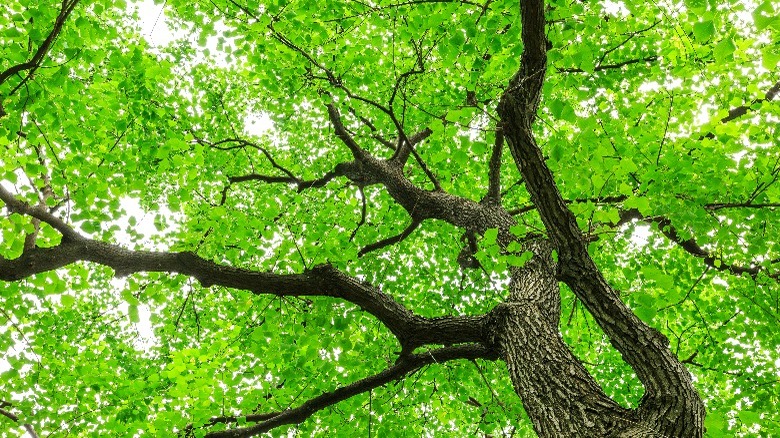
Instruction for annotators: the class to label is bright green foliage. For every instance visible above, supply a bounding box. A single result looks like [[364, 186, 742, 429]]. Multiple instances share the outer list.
[[1, 0, 779, 436]]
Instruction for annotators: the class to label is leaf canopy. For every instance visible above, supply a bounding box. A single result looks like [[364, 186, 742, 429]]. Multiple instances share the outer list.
[[1, 0, 779, 436]]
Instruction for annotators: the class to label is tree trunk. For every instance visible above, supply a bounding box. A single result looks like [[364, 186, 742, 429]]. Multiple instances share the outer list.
[[487, 241, 632, 436], [488, 0, 706, 435], [487, 241, 703, 437]]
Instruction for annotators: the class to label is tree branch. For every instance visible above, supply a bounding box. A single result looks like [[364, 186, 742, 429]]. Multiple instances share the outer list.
[[201, 344, 494, 438], [556, 56, 658, 73], [0, 0, 80, 99], [0, 239, 486, 350], [358, 219, 421, 257], [326, 104, 368, 160], [597, 20, 661, 66], [719, 79, 780, 123], [195, 137, 298, 181], [0, 400, 40, 438], [267, 23, 441, 190], [485, 128, 504, 203], [322, 0, 483, 22], [704, 202, 780, 210], [0, 185, 81, 242], [228, 168, 343, 192], [392, 127, 433, 166], [349, 186, 367, 241], [620, 209, 779, 280]]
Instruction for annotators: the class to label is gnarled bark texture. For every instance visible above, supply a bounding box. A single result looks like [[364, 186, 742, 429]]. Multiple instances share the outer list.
[[490, 0, 705, 436]]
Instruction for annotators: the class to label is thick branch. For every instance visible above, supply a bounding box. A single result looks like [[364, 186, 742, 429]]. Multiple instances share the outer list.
[[202, 344, 494, 438], [0, 240, 486, 350], [0, 185, 81, 242]]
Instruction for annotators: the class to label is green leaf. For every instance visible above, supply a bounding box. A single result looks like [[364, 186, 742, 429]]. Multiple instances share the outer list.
[[128, 304, 140, 323], [641, 266, 674, 290], [753, 1, 778, 30], [483, 228, 498, 245], [507, 251, 533, 267], [121, 290, 141, 306], [704, 411, 728, 435], [738, 410, 760, 425], [449, 31, 465, 49], [453, 148, 468, 165], [685, 0, 707, 13], [624, 197, 651, 216], [761, 46, 780, 69], [60, 294, 76, 307], [575, 48, 596, 73], [692, 20, 715, 41], [713, 38, 736, 62], [635, 305, 657, 322]]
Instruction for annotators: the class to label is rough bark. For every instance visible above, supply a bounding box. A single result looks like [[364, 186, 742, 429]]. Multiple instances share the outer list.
[[486, 241, 633, 437], [493, 0, 705, 436]]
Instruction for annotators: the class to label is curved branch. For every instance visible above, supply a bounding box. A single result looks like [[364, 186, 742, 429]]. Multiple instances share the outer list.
[[620, 209, 779, 280], [0, 400, 40, 438], [0, 0, 80, 95], [201, 344, 495, 438], [556, 55, 658, 73], [597, 20, 661, 65], [719, 79, 780, 123], [0, 239, 486, 350], [358, 219, 421, 256], [695, 78, 780, 141], [195, 137, 298, 180], [0, 185, 81, 242], [228, 168, 342, 192]]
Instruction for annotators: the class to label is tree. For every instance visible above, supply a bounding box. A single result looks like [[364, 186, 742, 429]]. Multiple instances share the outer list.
[[1, 0, 778, 435]]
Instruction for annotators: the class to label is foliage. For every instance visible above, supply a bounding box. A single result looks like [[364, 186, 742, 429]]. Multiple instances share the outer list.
[[1, 0, 779, 436]]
